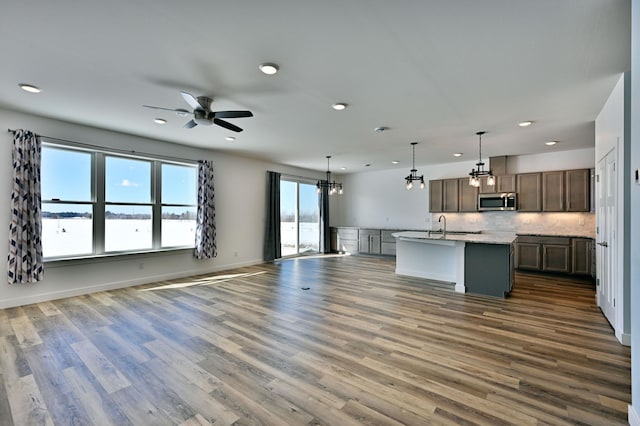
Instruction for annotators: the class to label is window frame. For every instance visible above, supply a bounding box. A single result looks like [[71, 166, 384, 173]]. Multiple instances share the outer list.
[[41, 141, 198, 262]]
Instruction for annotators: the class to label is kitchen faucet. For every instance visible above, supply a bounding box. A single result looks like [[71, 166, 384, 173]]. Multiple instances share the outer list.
[[438, 215, 447, 238]]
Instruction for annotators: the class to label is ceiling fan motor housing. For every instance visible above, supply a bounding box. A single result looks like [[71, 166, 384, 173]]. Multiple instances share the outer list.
[[193, 109, 213, 126]]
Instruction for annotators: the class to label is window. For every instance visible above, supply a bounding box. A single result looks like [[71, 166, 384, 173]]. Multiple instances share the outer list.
[[41, 143, 198, 259]]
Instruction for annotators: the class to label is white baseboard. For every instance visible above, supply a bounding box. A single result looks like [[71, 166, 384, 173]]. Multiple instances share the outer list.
[[620, 332, 632, 346], [0, 259, 264, 309], [629, 404, 639, 426]]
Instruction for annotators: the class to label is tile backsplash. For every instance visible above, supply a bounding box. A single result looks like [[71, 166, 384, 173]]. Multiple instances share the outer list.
[[431, 211, 596, 238]]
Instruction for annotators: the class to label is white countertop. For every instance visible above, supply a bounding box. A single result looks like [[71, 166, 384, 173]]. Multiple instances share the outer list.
[[392, 231, 516, 245]]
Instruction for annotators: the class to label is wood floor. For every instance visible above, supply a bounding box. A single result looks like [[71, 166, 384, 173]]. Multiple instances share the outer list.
[[0, 255, 630, 425]]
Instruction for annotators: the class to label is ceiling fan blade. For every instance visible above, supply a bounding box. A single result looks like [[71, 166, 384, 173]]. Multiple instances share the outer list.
[[184, 119, 198, 129], [212, 110, 254, 119], [142, 105, 182, 112], [213, 118, 243, 132], [180, 91, 203, 111]]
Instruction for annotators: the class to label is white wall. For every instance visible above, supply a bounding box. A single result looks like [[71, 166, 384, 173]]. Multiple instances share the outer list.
[[334, 148, 595, 233], [0, 108, 325, 308], [629, 0, 640, 424]]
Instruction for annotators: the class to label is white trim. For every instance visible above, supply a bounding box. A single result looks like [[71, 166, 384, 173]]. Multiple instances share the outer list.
[[629, 404, 640, 426], [0, 259, 264, 309], [618, 331, 632, 347]]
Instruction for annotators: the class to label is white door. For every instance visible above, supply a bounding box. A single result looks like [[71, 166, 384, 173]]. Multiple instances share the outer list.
[[596, 148, 617, 327]]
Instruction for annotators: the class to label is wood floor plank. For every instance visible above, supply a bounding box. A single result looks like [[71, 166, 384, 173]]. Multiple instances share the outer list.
[[0, 256, 630, 425]]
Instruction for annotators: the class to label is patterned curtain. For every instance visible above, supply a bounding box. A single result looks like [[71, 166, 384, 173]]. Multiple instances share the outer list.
[[7, 130, 44, 284], [194, 160, 217, 259]]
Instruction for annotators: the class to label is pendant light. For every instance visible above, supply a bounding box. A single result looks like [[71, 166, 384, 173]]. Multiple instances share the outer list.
[[468, 131, 495, 187], [316, 155, 343, 195], [405, 142, 425, 190]]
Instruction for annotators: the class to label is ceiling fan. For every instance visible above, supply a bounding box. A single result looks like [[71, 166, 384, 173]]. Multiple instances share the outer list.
[[143, 91, 253, 132]]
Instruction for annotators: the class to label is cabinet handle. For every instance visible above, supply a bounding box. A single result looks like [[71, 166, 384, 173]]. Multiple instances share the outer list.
[[596, 241, 608, 248]]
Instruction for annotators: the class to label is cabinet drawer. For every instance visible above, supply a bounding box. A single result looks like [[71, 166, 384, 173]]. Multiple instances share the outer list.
[[381, 242, 396, 255], [337, 228, 358, 240], [517, 236, 570, 246], [338, 239, 359, 254], [359, 229, 380, 237], [381, 230, 399, 242]]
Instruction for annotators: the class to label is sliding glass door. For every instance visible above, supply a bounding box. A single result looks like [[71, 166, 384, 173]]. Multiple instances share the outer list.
[[280, 179, 319, 257]]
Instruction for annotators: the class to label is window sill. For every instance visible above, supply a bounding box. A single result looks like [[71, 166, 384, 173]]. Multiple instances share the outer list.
[[44, 247, 194, 268]]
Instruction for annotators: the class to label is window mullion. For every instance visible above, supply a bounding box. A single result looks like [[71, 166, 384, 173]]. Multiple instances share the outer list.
[[153, 161, 162, 249], [94, 153, 105, 255]]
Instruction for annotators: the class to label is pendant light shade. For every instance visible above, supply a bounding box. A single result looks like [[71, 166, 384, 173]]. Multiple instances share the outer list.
[[468, 131, 494, 187], [316, 156, 343, 195], [405, 142, 424, 190]]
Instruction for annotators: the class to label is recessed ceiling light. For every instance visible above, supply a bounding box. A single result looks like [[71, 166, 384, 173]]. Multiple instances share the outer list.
[[518, 121, 533, 127], [364, 164, 371, 167], [225, 136, 236, 141], [259, 63, 279, 75], [453, 153, 463, 157], [153, 118, 167, 125], [374, 126, 389, 133], [332, 103, 347, 111], [545, 140, 558, 146], [19, 83, 41, 93], [340, 167, 347, 170], [392, 160, 400, 165]]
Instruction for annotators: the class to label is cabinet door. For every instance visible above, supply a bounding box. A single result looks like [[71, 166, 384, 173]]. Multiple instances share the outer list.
[[542, 244, 571, 273], [516, 243, 541, 270], [369, 234, 381, 254], [517, 173, 542, 211], [542, 171, 565, 211], [443, 179, 459, 212], [566, 169, 590, 212], [429, 180, 443, 212], [479, 176, 496, 194], [497, 175, 516, 193], [358, 234, 370, 253], [458, 178, 478, 212], [572, 238, 592, 275]]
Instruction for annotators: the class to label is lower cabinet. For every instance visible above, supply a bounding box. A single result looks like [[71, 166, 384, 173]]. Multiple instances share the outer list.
[[335, 227, 359, 254], [359, 229, 381, 254], [465, 243, 514, 298], [516, 235, 593, 276], [381, 230, 398, 255]]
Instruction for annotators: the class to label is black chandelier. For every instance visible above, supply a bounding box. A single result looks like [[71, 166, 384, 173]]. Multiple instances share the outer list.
[[316, 155, 343, 195], [468, 131, 495, 187], [405, 142, 424, 190]]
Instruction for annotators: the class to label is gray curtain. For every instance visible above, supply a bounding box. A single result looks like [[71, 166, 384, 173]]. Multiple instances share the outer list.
[[194, 160, 217, 259], [319, 183, 331, 253], [8, 129, 44, 284], [263, 171, 281, 261]]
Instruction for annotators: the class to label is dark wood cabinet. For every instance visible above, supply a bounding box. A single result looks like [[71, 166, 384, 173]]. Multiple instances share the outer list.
[[515, 239, 542, 270], [429, 179, 459, 212], [443, 179, 459, 212], [517, 173, 542, 211], [458, 178, 478, 212], [572, 238, 592, 275], [479, 175, 516, 193], [566, 169, 591, 212], [516, 235, 592, 276], [429, 180, 443, 212], [542, 171, 565, 211]]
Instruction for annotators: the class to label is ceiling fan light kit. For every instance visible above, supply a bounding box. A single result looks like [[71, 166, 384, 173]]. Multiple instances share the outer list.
[[143, 91, 253, 132], [468, 131, 495, 187]]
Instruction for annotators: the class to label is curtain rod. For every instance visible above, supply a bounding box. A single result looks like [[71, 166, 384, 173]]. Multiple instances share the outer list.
[[7, 128, 199, 164]]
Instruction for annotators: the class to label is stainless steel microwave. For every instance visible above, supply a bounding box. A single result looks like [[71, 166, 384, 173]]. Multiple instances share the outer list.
[[478, 193, 517, 211]]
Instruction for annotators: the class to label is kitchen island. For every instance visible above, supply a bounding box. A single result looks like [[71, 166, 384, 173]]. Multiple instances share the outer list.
[[392, 231, 516, 297]]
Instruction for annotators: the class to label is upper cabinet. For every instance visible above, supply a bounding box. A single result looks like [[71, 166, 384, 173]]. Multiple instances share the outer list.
[[479, 175, 516, 193], [429, 179, 459, 212], [542, 169, 590, 212], [517, 173, 542, 211], [429, 168, 590, 213], [458, 178, 478, 212]]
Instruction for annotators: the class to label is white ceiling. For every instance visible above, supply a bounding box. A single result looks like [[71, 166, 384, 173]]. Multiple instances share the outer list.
[[0, 0, 630, 174]]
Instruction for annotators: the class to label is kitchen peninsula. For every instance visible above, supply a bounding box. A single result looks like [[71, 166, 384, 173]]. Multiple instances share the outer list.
[[392, 231, 516, 298]]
